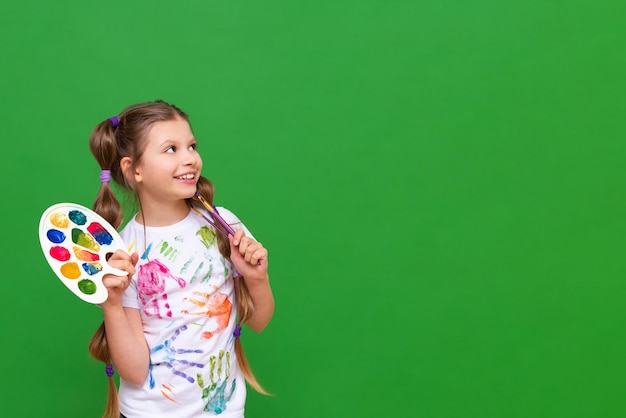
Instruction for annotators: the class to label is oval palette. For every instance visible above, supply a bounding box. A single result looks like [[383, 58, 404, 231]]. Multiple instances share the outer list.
[[38, 203, 128, 304]]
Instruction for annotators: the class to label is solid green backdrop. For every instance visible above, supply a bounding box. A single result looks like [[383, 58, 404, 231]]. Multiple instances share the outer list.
[[1, 1, 625, 417]]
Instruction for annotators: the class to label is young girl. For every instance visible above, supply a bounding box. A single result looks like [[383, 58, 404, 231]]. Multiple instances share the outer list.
[[87, 100, 274, 418]]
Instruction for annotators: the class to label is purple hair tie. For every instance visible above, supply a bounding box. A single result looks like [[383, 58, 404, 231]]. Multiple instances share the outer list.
[[105, 364, 114, 377], [107, 116, 119, 128], [233, 324, 242, 338], [100, 169, 111, 183]]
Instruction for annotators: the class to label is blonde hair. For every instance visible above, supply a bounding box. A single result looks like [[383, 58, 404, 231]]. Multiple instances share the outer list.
[[87, 100, 267, 418]]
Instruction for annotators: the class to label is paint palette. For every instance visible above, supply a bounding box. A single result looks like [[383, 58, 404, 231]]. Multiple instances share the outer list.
[[38, 203, 128, 304]]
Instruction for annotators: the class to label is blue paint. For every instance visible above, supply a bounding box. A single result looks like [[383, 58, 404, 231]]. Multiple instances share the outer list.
[[47, 229, 66, 244], [81, 262, 102, 275], [69, 210, 87, 225]]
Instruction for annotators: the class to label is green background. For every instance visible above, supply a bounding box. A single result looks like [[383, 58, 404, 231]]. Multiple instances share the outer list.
[[1, 1, 625, 417]]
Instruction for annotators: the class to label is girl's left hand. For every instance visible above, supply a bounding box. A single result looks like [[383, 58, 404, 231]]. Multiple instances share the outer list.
[[229, 229, 268, 281]]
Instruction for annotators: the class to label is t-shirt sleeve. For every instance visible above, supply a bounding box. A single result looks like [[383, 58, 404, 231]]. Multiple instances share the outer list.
[[121, 274, 140, 309]]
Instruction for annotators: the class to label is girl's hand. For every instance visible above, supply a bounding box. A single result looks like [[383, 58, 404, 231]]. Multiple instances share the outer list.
[[100, 250, 139, 307], [229, 229, 268, 281]]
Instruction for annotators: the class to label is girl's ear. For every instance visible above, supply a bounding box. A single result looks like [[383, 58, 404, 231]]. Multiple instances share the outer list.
[[120, 157, 141, 183]]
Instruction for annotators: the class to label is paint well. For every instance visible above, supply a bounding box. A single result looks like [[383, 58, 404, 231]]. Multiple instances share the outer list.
[[77, 279, 97, 295], [88, 222, 113, 245], [82, 262, 102, 275], [60, 262, 81, 279], [73, 246, 100, 261], [47, 229, 66, 244], [50, 246, 70, 262], [72, 228, 101, 251], [50, 213, 69, 228], [68, 210, 87, 225]]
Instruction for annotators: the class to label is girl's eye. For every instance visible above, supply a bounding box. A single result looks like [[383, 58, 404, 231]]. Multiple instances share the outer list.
[[165, 146, 176, 153], [189, 143, 197, 151]]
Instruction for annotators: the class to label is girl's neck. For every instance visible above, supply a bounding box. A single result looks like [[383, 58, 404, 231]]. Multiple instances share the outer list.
[[135, 199, 191, 227]]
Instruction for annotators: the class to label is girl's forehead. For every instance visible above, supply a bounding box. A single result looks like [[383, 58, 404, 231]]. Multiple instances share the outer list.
[[146, 118, 194, 142]]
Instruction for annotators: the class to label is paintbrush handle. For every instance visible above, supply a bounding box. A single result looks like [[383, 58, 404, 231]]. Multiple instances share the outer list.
[[194, 193, 236, 236], [190, 206, 228, 238], [210, 206, 236, 236]]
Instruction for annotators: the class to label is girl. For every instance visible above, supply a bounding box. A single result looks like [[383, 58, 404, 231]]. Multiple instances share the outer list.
[[87, 100, 274, 418]]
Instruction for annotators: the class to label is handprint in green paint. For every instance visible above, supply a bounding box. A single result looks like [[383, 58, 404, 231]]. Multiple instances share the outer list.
[[197, 350, 237, 414]]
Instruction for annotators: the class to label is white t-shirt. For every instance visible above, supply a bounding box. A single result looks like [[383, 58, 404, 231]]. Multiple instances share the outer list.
[[118, 207, 250, 417]]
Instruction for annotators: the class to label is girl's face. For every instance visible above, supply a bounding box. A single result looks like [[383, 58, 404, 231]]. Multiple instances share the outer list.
[[132, 117, 203, 207]]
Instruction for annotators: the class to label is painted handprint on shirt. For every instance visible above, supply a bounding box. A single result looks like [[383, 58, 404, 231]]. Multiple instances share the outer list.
[[181, 290, 232, 339], [138, 259, 187, 318], [149, 325, 205, 401], [197, 350, 236, 414]]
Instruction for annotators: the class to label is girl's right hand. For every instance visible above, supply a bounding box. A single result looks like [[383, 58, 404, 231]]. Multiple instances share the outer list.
[[100, 250, 139, 307]]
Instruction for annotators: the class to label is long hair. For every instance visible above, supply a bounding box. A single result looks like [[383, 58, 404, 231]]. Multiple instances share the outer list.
[[88, 100, 267, 418]]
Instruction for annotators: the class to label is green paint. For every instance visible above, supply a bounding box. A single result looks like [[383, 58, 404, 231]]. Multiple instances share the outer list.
[[71, 228, 99, 251], [158, 240, 178, 261], [209, 355, 216, 385], [196, 226, 217, 249], [190, 261, 204, 284], [77, 279, 97, 295], [181, 257, 193, 275], [201, 263, 213, 284], [220, 257, 229, 278]]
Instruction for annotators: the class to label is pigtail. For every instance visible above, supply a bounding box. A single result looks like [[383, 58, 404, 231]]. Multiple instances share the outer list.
[[89, 117, 124, 229], [88, 117, 125, 418], [196, 176, 270, 395], [233, 278, 270, 395], [87, 322, 120, 418]]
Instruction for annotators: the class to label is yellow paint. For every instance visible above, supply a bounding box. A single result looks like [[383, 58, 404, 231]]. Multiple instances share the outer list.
[[50, 212, 69, 228], [60, 262, 81, 279]]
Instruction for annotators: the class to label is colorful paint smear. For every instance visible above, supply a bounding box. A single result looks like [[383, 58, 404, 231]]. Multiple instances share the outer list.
[[60, 262, 81, 279], [77, 279, 97, 295], [50, 246, 70, 262], [50, 212, 69, 228], [87, 222, 113, 245], [68, 210, 87, 225], [73, 246, 100, 261], [47, 229, 65, 244], [72, 228, 101, 251], [82, 262, 102, 275]]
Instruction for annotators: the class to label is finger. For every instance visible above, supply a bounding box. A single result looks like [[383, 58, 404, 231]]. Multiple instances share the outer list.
[[244, 243, 266, 263], [248, 247, 268, 265], [231, 229, 246, 246], [107, 259, 136, 277], [238, 238, 254, 255], [103, 275, 128, 290]]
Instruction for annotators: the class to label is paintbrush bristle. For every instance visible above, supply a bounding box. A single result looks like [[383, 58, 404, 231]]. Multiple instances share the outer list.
[[195, 192, 215, 213]]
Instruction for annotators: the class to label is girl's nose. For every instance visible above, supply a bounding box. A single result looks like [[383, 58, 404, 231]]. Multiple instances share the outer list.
[[182, 149, 198, 165]]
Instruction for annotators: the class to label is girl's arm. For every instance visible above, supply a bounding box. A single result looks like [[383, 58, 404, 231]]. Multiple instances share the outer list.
[[100, 251, 151, 385], [229, 231, 275, 332]]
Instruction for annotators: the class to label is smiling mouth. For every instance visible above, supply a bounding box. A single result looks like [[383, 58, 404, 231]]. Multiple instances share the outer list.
[[176, 174, 195, 180]]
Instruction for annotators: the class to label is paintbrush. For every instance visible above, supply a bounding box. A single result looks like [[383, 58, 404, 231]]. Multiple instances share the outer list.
[[193, 192, 236, 236], [192, 193, 263, 266]]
